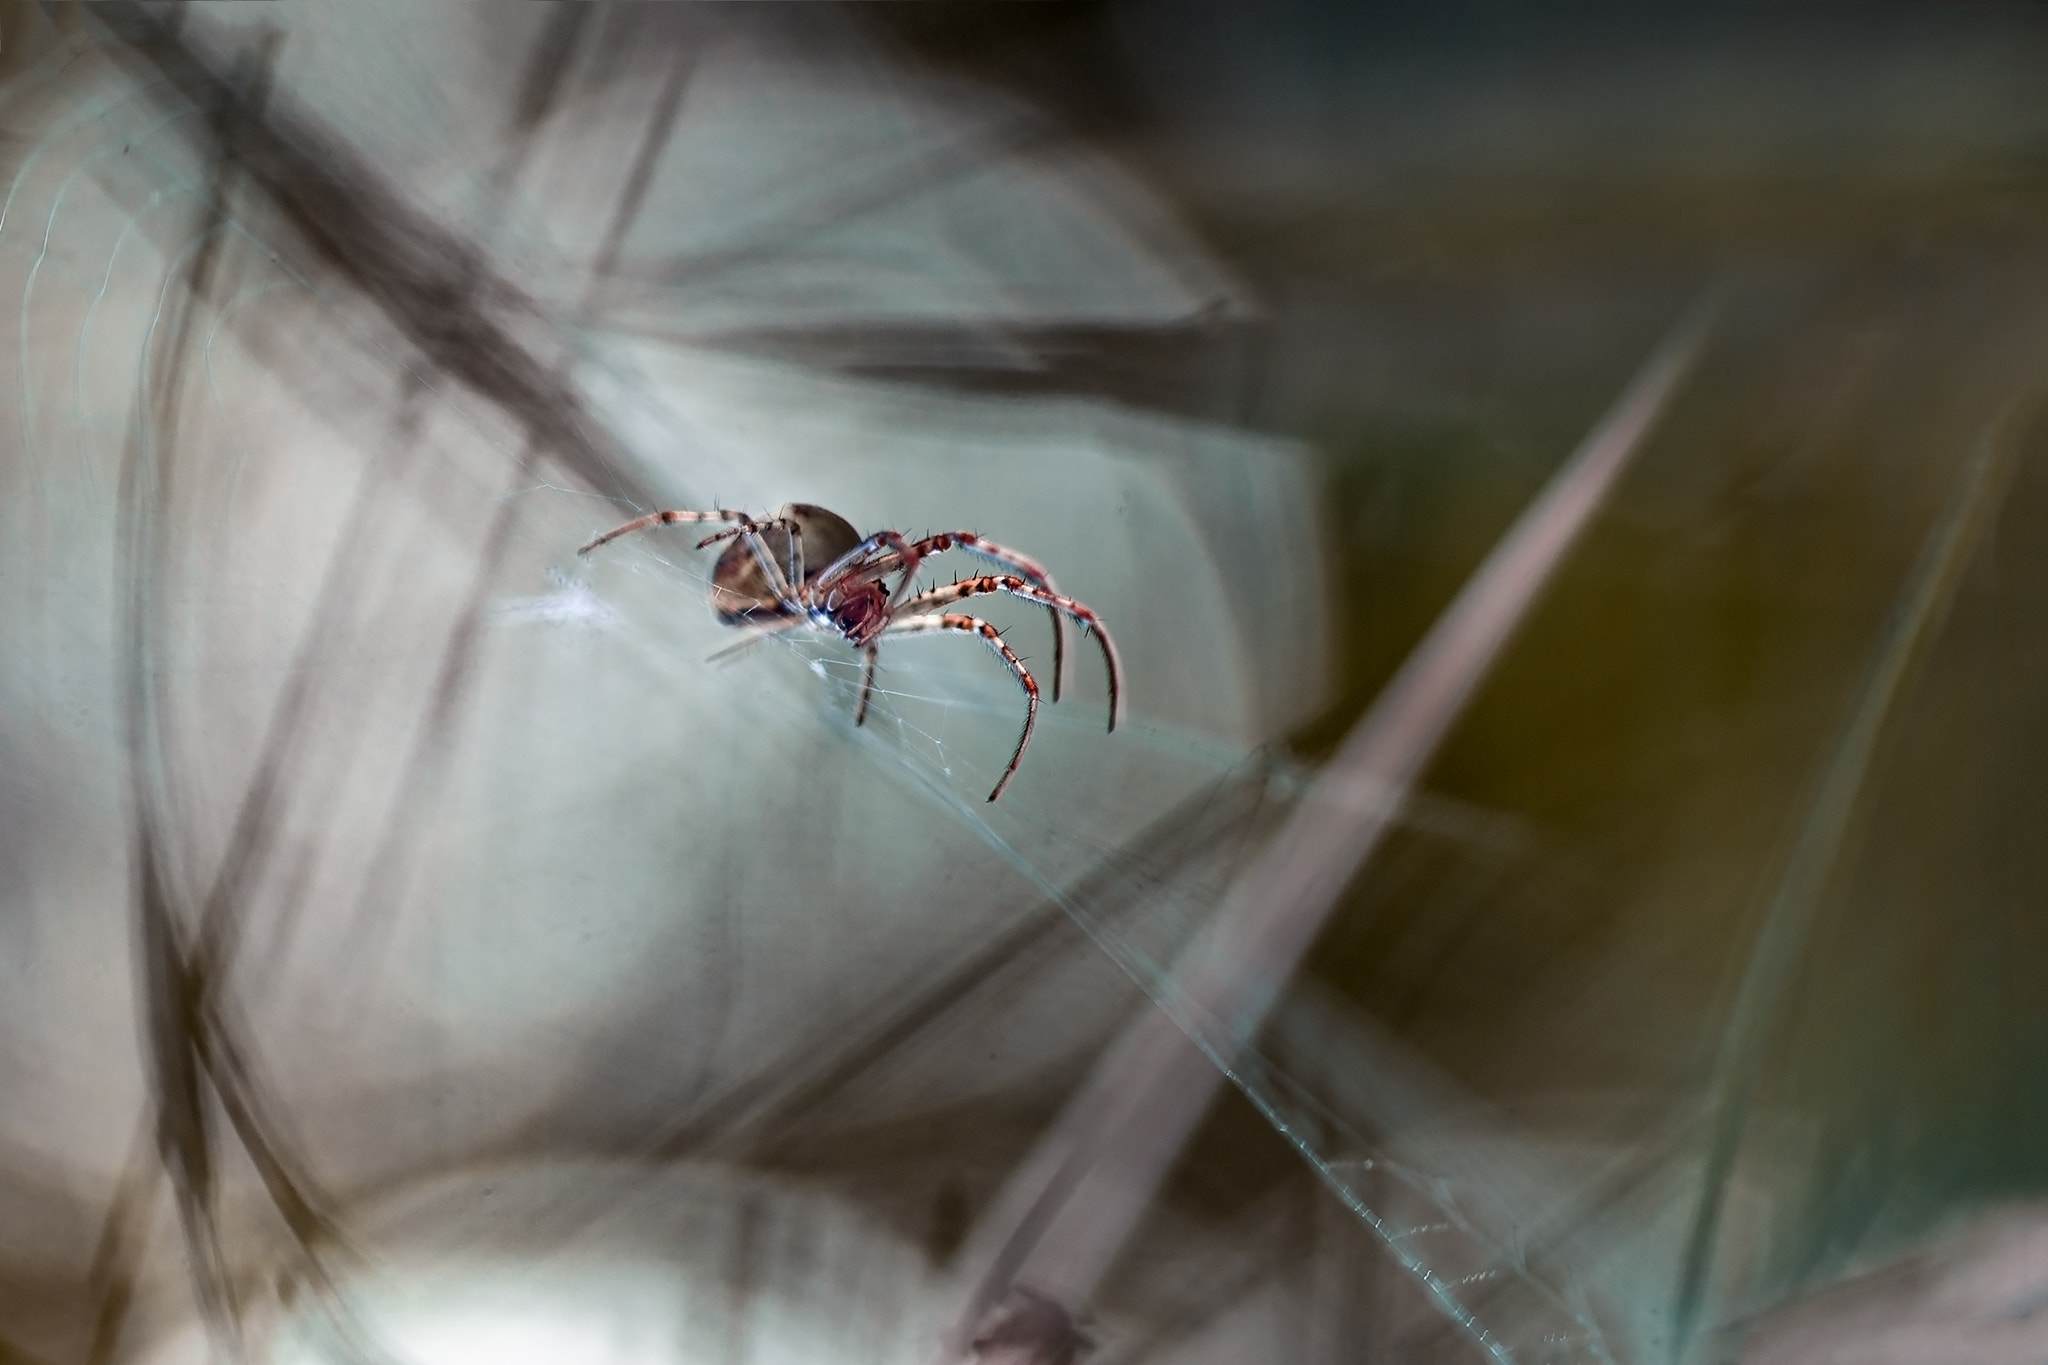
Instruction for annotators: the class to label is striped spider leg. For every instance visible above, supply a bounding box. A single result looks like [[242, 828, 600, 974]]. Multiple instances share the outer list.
[[874, 575, 1123, 738], [880, 612, 1041, 802], [703, 613, 809, 666], [690, 520, 807, 596], [578, 508, 806, 611], [838, 532, 1073, 700]]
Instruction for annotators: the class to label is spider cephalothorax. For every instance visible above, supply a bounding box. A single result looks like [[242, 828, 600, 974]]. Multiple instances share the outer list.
[[579, 503, 1122, 801]]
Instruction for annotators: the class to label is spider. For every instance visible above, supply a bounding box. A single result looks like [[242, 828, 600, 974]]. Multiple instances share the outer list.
[[578, 503, 1122, 801]]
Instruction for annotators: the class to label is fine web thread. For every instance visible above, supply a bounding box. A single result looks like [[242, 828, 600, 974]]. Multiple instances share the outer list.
[[586, 533, 1616, 1365]]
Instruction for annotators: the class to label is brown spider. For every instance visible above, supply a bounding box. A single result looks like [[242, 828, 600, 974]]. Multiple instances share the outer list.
[[578, 503, 1122, 801]]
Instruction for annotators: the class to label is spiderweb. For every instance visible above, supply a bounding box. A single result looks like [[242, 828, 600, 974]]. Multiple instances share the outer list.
[[0, 16, 1638, 1365], [831, 654, 1629, 1365], [572, 521, 1627, 1365]]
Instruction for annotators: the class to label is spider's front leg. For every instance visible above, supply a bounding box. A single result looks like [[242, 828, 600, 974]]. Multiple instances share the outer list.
[[892, 576, 1122, 732], [815, 531, 922, 601], [882, 613, 1040, 802], [901, 532, 1069, 702]]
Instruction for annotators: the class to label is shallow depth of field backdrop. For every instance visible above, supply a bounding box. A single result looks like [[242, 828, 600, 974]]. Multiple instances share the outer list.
[[6, 5, 2048, 1364]]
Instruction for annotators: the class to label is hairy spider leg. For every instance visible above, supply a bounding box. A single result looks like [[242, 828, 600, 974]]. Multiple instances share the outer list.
[[734, 522, 809, 614], [724, 517, 802, 593], [744, 520, 806, 599], [578, 507, 756, 556], [678, 517, 817, 608], [900, 533, 1070, 703], [829, 533, 1069, 700], [686, 521, 806, 601], [882, 613, 1041, 802], [579, 508, 803, 610], [691, 518, 806, 590], [855, 646, 879, 726], [704, 615, 808, 666], [893, 576, 1122, 730]]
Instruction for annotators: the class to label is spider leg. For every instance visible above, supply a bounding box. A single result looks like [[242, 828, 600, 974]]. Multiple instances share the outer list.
[[689, 519, 805, 605], [692, 517, 811, 610], [577, 507, 758, 556], [815, 531, 921, 594], [580, 507, 807, 611], [854, 645, 879, 726], [740, 525, 809, 614], [705, 616, 807, 665], [892, 576, 1122, 732], [898, 532, 1068, 703], [882, 613, 1040, 802]]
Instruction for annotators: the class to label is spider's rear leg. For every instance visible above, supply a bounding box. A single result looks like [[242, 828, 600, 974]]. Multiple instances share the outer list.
[[882, 613, 1040, 802], [579, 508, 807, 609], [697, 518, 808, 589], [577, 507, 757, 556]]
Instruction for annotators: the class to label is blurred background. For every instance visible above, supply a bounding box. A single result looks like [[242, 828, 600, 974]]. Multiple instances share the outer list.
[[6, 3, 2048, 1362]]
